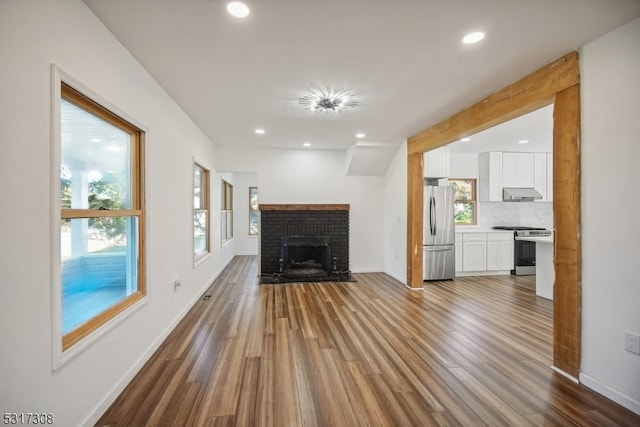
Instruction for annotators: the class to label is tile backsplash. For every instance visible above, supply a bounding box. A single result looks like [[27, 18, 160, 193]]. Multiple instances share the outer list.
[[478, 201, 553, 229]]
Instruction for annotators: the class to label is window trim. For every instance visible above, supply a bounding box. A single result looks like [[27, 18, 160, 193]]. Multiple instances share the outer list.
[[51, 65, 148, 369], [221, 179, 233, 243], [193, 162, 210, 264], [450, 178, 478, 226]]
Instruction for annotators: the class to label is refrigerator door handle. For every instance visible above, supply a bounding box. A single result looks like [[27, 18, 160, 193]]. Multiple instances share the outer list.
[[423, 246, 453, 251], [430, 196, 436, 236], [432, 196, 437, 236]]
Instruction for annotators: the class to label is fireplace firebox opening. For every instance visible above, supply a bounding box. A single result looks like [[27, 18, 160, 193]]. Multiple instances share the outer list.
[[280, 236, 331, 278]]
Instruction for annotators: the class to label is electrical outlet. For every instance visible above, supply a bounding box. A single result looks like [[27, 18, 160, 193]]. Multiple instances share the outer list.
[[624, 332, 640, 355]]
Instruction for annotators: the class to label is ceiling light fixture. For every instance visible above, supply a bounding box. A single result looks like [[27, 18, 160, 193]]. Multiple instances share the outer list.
[[255, 128, 265, 134], [298, 86, 358, 113], [303, 142, 312, 147], [356, 133, 366, 138], [462, 31, 485, 44], [227, 2, 249, 18], [460, 137, 471, 142], [518, 139, 529, 144]]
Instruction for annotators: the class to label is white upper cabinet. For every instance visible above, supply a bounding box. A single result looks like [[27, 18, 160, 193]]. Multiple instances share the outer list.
[[423, 146, 450, 178], [534, 152, 547, 201], [479, 151, 503, 202], [546, 152, 553, 202], [502, 152, 534, 188], [480, 151, 552, 202]]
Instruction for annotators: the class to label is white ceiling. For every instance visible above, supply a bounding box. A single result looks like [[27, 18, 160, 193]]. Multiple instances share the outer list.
[[448, 104, 553, 154], [83, 0, 640, 152]]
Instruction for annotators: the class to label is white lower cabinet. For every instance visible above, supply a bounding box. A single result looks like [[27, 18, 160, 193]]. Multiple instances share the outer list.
[[462, 233, 487, 272], [455, 233, 463, 272], [486, 232, 514, 271], [458, 231, 514, 275]]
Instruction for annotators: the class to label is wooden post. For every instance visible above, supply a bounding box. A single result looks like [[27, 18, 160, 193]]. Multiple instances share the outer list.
[[552, 84, 582, 378], [406, 152, 424, 288]]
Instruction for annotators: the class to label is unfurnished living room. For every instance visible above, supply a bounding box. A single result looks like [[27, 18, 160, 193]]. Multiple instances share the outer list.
[[1, 1, 640, 426]]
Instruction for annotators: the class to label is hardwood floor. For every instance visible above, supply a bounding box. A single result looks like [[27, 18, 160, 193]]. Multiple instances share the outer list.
[[97, 256, 640, 426]]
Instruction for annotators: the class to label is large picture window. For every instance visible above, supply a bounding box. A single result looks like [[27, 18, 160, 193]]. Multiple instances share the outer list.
[[59, 83, 145, 350], [194, 163, 210, 261], [221, 180, 233, 242], [450, 178, 477, 225]]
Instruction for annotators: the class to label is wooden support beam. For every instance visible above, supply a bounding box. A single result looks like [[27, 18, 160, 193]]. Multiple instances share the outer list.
[[552, 84, 582, 378], [407, 51, 579, 154], [406, 152, 424, 288]]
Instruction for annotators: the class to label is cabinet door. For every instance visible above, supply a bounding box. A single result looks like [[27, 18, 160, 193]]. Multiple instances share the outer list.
[[486, 240, 501, 270], [462, 234, 486, 272], [534, 152, 547, 201], [423, 146, 450, 178], [499, 239, 514, 270], [546, 152, 553, 202], [502, 153, 518, 188], [479, 152, 503, 201], [455, 234, 462, 272], [462, 241, 486, 271], [503, 152, 534, 188], [516, 153, 534, 187]]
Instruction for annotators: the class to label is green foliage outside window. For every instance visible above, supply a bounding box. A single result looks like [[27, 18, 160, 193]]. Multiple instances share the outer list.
[[450, 179, 476, 225]]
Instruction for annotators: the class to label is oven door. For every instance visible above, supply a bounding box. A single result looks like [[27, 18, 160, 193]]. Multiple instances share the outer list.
[[514, 238, 536, 275]]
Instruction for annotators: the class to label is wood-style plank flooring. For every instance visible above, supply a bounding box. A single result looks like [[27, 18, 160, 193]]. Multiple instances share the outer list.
[[97, 256, 640, 426]]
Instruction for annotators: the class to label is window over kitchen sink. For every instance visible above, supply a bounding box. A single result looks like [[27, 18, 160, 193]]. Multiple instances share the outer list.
[[450, 178, 477, 225]]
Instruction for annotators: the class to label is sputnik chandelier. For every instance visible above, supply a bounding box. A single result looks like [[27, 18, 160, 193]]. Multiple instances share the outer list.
[[298, 86, 359, 113]]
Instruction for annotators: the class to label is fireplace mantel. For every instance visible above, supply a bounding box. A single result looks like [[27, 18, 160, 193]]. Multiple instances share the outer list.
[[259, 204, 349, 211]]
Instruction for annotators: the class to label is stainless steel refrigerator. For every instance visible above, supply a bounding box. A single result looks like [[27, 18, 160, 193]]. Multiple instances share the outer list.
[[423, 185, 455, 280]]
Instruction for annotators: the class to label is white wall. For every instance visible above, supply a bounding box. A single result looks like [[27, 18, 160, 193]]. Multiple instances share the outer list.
[[580, 17, 640, 414], [383, 142, 408, 282], [215, 147, 385, 272], [0, 1, 232, 425]]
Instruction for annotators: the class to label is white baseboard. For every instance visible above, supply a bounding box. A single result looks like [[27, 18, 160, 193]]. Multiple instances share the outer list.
[[383, 270, 406, 284], [350, 267, 384, 273], [83, 259, 231, 426], [580, 372, 640, 415]]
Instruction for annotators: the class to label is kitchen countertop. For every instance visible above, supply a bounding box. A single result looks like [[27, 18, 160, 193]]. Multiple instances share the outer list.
[[455, 227, 513, 233]]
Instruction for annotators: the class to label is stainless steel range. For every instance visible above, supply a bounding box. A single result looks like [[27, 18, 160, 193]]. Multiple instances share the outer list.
[[493, 226, 552, 275]]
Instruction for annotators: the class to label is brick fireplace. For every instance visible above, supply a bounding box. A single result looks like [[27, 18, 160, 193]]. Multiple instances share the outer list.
[[259, 204, 350, 283]]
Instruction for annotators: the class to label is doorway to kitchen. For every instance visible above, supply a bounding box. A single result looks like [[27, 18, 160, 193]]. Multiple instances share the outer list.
[[406, 52, 581, 379]]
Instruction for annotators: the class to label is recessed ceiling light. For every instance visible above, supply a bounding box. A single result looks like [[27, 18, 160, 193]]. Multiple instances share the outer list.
[[227, 2, 249, 18], [303, 142, 312, 147], [460, 137, 471, 142], [518, 139, 529, 144], [462, 31, 485, 44], [356, 133, 366, 138], [255, 128, 265, 134]]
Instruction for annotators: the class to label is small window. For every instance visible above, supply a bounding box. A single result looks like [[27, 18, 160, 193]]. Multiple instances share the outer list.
[[450, 178, 477, 225], [59, 83, 145, 350], [194, 163, 210, 261], [221, 180, 233, 242], [249, 187, 259, 236]]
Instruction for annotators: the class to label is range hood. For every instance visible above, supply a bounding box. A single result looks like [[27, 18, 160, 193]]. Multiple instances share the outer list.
[[502, 187, 543, 202]]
